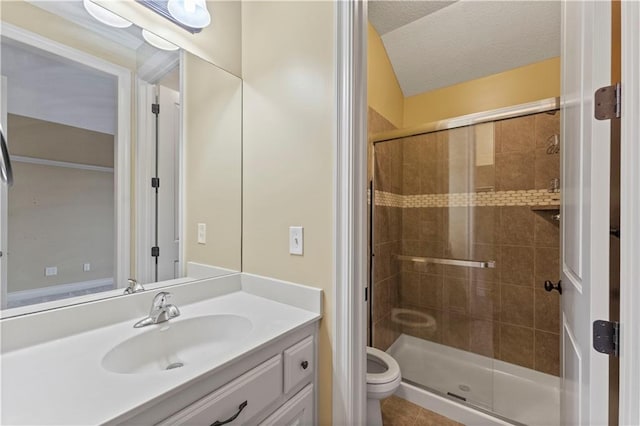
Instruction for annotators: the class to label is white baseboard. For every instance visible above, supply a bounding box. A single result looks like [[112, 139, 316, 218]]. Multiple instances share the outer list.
[[7, 278, 114, 307]]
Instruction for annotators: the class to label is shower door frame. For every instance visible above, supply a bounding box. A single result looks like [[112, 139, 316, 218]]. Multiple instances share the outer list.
[[338, 0, 640, 423], [371, 98, 559, 144]]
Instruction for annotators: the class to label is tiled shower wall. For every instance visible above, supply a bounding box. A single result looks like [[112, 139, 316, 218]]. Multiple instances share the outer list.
[[371, 110, 562, 376]]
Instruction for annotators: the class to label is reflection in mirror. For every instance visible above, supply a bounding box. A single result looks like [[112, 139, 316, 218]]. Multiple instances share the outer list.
[[0, 1, 242, 315]]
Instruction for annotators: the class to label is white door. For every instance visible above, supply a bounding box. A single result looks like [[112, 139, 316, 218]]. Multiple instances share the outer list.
[[156, 85, 180, 281], [560, 1, 612, 424]]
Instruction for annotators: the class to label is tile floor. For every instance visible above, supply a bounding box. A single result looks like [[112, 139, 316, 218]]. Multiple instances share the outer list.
[[381, 396, 464, 426]]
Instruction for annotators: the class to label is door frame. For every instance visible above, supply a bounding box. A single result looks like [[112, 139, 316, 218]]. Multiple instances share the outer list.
[[0, 23, 132, 292], [337, 0, 640, 424], [334, 0, 368, 424], [619, 1, 640, 423], [1, 76, 7, 308], [136, 80, 156, 285], [136, 79, 183, 284]]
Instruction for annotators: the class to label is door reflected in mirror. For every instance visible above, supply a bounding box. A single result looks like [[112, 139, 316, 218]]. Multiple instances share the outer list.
[[0, 1, 242, 315]]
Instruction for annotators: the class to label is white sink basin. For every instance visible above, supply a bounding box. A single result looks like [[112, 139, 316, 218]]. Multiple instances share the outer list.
[[102, 315, 253, 374]]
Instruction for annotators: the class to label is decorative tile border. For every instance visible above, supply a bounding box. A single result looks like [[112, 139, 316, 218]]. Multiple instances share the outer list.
[[374, 189, 560, 208], [373, 190, 404, 207]]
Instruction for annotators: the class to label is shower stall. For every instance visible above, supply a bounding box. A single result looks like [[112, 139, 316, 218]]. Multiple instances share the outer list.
[[370, 100, 562, 425]]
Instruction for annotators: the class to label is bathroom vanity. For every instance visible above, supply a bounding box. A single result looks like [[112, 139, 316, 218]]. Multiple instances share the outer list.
[[0, 273, 322, 425], [0, 3, 326, 425]]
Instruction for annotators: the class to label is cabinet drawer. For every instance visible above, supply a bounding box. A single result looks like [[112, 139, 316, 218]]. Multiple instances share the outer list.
[[283, 336, 314, 394], [259, 384, 314, 426], [158, 355, 283, 426]]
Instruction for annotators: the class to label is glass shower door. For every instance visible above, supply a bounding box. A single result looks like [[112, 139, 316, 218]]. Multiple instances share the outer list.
[[372, 122, 499, 412], [372, 110, 562, 425]]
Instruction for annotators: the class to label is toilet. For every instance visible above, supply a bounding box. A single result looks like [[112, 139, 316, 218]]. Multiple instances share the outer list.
[[366, 346, 401, 426]]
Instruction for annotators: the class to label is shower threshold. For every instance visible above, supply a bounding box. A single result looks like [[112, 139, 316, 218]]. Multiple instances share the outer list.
[[387, 334, 560, 426]]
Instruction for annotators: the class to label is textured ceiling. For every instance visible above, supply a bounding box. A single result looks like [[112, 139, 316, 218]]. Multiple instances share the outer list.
[[369, 0, 560, 97], [368, 0, 457, 35]]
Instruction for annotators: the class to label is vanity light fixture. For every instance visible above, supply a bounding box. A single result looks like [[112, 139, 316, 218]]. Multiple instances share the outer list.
[[137, 0, 210, 33], [83, 0, 133, 29], [142, 29, 180, 51]]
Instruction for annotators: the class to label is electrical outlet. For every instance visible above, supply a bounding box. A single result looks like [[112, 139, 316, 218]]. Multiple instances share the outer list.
[[83, 263, 91, 272], [197, 223, 207, 244], [289, 226, 303, 255], [45, 266, 57, 277]]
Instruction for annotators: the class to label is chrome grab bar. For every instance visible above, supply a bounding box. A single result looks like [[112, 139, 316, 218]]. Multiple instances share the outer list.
[[0, 126, 14, 186], [396, 255, 496, 269]]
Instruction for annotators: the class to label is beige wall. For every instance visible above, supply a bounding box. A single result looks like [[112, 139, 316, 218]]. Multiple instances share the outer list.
[[403, 58, 561, 127], [241, 2, 335, 424], [368, 23, 404, 128], [8, 114, 114, 167], [183, 52, 242, 271], [7, 115, 114, 292], [95, 0, 241, 77]]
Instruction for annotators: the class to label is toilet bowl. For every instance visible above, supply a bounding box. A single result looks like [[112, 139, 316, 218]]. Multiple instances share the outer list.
[[366, 346, 401, 426]]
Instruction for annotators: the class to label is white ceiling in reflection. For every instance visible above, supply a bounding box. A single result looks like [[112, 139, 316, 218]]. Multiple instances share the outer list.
[[2, 38, 118, 135]]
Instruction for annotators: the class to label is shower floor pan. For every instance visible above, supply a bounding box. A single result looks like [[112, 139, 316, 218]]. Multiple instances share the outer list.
[[388, 334, 560, 426]]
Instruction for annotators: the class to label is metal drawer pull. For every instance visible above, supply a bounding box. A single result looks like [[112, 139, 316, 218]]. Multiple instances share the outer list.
[[301, 360, 309, 370], [211, 401, 247, 426], [396, 255, 495, 269]]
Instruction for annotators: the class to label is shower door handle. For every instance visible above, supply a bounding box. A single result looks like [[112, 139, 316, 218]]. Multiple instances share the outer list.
[[396, 255, 496, 269], [0, 127, 13, 186]]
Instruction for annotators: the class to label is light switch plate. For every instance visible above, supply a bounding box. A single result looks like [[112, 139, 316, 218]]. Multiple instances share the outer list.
[[197, 223, 206, 244], [289, 226, 303, 255]]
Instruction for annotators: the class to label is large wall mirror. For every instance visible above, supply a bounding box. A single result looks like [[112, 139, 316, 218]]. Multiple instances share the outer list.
[[0, 0, 242, 316]]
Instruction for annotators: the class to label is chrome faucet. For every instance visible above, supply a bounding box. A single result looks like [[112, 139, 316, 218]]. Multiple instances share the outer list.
[[124, 278, 145, 295], [134, 291, 181, 328]]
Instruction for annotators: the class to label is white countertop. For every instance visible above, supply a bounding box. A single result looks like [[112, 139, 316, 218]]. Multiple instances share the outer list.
[[0, 274, 322, 425]]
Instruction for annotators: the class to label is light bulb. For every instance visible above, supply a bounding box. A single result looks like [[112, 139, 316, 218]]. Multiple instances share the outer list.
[[83, 0, 132, 29], [167, 0, 211, 29], [142, 29, 179, 52]]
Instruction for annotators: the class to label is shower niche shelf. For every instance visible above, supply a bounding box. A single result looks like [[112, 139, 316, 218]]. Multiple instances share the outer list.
[[530, 205, 560, 212], [531, 205, 561, 222]]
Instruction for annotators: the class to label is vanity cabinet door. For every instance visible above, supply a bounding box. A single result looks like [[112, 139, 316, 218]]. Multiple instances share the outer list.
[[283, 336, 314, 394], [158, 355, 282, 426], [258, 384, 313, 426]]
